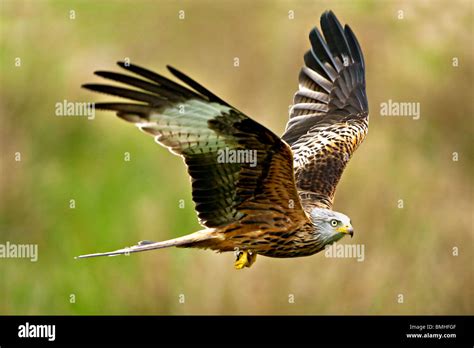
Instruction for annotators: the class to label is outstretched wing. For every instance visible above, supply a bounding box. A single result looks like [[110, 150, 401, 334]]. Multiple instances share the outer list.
[[282, 10, 369, 210], [83, 62, 308, 228]]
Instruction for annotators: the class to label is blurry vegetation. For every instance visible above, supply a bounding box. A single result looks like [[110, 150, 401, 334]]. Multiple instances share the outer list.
[[0, 0, 472, 314]]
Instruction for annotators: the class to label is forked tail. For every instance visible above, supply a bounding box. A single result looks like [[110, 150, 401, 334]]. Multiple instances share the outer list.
[[75, 229, 218, 259]]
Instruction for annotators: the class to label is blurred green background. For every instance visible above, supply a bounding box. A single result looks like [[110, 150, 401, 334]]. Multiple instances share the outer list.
[[1, 0, 472, 315]]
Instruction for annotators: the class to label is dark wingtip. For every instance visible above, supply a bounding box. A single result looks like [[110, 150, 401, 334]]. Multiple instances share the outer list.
[[81, 83, 94, 90], [93, 70, 109, 78], [165, 65, 231, 106], [81, 83, 103, 92], [323, 9, 337, 20], [166, 65, 180, 77], [322, 9, 344, 28], [321, 9, 334, 22], [166, 65, 181, 81], [117, 61, 136, 70]]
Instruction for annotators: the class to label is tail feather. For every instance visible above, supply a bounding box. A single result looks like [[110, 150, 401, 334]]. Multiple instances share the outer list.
[[75, 229, 218, 259]]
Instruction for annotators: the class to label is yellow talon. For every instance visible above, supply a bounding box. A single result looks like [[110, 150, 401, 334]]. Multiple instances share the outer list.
[[234, 250, 257, 269]]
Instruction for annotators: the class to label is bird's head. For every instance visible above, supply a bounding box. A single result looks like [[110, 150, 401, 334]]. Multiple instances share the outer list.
[[309, 207, 354, 243]]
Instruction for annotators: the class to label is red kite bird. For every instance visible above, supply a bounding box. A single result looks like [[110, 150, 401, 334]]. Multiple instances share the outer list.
[[78, 10, 369, 269]]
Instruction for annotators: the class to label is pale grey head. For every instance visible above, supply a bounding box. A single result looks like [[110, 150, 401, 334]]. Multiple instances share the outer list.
[[309, 207, 354, 246]]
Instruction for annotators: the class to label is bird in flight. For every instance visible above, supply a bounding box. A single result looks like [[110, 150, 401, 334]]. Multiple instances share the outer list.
[[78, 10, 368, 269]]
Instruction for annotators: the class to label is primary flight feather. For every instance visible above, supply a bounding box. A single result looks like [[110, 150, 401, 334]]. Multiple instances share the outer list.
[[78, 10, 368, 269]]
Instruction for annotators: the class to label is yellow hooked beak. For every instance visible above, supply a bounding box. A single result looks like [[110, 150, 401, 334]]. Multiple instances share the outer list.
[[337, 225, 354, 238]]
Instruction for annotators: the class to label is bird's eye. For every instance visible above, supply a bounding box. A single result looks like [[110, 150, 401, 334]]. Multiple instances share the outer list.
[[330, 219, 339, 227]]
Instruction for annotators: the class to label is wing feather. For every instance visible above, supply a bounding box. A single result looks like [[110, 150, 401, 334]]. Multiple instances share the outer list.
[[83, 62, 309, 228], [282, 10, 369, 210]]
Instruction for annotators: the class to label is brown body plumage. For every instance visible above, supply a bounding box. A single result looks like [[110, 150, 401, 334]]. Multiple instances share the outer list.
[[78, 11, 369, 269]]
